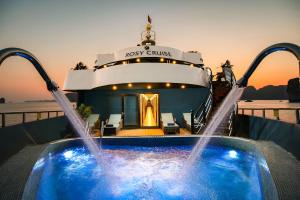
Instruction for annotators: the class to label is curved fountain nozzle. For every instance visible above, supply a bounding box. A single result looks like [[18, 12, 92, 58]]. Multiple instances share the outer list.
[[236, 77, 248, 88], [47, 80, 58, 92], [0, 47, 58, 91], [238, 43, 300, 88]]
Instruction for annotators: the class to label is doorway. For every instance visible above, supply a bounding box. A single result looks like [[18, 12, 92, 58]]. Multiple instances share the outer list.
[[139, 94, 159, 127], [122, 95, 139, 128]]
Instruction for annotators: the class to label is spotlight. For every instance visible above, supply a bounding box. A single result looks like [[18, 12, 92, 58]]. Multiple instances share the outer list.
[[172, 60, 177, 64], [147, 85, 152, 89], [112, 86, 117, 90], [128, 83, 132, 87], [181, 85, 186, 89], [166, 83, 171, 87], [136, 58, 140, 62], [160, 58, 164, 62]]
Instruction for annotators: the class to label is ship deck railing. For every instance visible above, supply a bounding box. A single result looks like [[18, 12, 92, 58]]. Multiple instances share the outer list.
[[0, 110, 65, 128], [237, 107, 300, 124]]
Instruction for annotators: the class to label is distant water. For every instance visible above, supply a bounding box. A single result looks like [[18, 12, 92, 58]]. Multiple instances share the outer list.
[[0, 102, 75, 126], [238, 100, 300, 124], [1, 100, 299, 127]]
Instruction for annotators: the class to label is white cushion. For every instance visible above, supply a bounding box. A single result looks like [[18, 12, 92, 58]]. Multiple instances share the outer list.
[[108, 114, 122, 125], [183, 113, 191, 125], [86, 114, 99, 128], [161, 113, 174, 123]]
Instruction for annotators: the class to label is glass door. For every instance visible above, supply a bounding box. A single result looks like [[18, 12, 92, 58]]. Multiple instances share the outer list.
[[122, 95, 139, 128]]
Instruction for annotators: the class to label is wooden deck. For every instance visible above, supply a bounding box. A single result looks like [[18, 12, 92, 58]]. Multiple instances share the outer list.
[[116, 128, 191, 137]]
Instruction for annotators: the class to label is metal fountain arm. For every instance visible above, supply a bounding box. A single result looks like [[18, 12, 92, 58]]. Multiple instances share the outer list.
[[0, 48, 58, 91], [237, 43, 300, 87]]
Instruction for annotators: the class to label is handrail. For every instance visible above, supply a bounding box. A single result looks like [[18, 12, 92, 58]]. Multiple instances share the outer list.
[[0, 110, 63, 114], [238, 107, 300, 124], [193, 67, 213, 116], [191, 81, 214, 134], [192, 65, 236, 135], [238, 107, 300, 111], [1, 110, 65, 128], [194, 92, 212, 117]]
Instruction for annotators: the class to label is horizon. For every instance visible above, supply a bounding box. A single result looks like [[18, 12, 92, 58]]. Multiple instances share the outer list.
[[0, 84, 291, 103], [0, 0, 300, 102]]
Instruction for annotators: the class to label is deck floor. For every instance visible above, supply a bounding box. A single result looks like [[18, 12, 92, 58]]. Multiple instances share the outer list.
[[116, 128, 191, 137]]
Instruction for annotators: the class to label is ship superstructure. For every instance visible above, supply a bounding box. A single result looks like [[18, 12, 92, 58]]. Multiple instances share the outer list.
[[63, 17, 219, 134]]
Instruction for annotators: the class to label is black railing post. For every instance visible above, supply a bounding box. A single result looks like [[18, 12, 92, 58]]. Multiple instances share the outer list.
[[203, 107, 207, 125], [37, 112, 41, 120], [1, 113, 5, 128], [191, 110, 194, 134], [22, 112, 26, 123]]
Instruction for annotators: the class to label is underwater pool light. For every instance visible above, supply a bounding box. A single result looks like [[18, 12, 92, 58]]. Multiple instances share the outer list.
[[228, 150, 238, 159], [63, 150, 74, 159]]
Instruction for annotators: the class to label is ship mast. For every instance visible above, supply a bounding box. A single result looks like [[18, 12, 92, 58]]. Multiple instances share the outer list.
[[141, 15, 156, 46]]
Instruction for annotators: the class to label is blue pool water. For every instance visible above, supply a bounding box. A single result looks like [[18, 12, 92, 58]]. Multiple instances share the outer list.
[[32, 145, 264, 200]]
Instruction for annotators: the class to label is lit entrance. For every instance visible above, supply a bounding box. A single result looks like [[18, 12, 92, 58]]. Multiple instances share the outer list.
[[139, 94, 159, 127]]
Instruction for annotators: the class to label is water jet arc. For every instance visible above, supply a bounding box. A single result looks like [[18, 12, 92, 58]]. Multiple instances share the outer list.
[[237, 43, 300, 87], [0, 47, 102, 164], [0, 48, 58, 91]]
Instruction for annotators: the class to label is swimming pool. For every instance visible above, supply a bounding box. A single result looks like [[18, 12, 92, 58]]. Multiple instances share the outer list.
[[23, 136, 278, 200]]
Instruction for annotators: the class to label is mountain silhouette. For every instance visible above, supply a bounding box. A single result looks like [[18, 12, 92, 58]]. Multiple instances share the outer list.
[[241, 85, 289, 100]]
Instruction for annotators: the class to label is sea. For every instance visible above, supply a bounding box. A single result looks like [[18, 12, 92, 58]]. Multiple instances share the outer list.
[[0, 102, 75, 127], [0, 100, 299, 127]]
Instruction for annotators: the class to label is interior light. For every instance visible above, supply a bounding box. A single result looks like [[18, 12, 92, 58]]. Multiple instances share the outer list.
[[122, 61, 127, 65], [128, 83, 132, 87], [166, 83, 171, 87], [103, 65, 107, 68], [136, 58, 140, 62], [190, 64, 194, 67], [181, 85, 186, 89], [147, 85, 152, 89], [172, 60, 177, 64], [160, 58, 164, 62], [112, 85, 117, 90]]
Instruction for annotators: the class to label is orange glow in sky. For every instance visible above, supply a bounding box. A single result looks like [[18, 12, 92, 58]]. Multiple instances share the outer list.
[[0, 0, 299, 102]]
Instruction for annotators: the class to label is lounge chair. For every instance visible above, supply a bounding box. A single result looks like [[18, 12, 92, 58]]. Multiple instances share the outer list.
[[183, 113, 205, 133], [86, 114, 100, 130], [160, 113, 180, 134], [183, 113, 192, 131], [103, 114, 122, 135]]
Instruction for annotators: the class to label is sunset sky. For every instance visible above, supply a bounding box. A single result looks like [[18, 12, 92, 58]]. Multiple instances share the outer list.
[[0, 0, 299, 102]]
